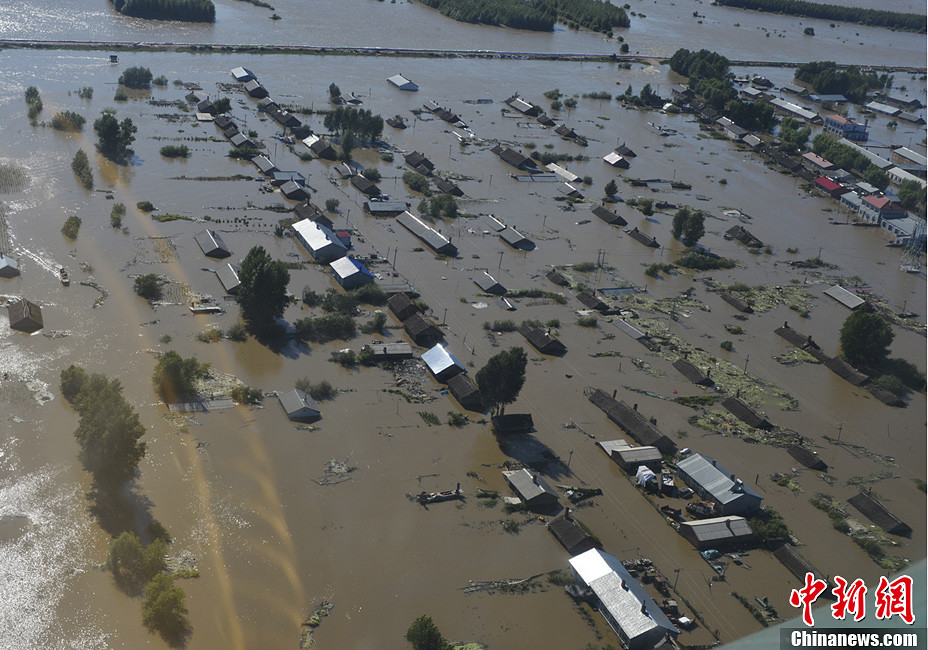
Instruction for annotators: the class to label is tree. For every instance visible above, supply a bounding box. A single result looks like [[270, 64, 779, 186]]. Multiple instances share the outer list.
[[71, 149, 93, 189], [671, 207, 705, 246], [107, 531, 145, 582], [152, 350, 209, 403], [604, 179, 618, 198], [94, 113, 137, 161], [118, 66, 153, 89], [212, 97, 232, 114], [475, 347, 527, 416], [62, 215, 82, 239], [65, 372, 148, 491], [863, 165, 889, 191], [340, 131, 356, 160], [405, 615, 453, 650], [325, 198, 340, 212], [142, 574, 188, 642], [329, 83, 341, 100], [236, 245, 291, 333], [134, 274, 163, 301], [840, 310, 893, 370]]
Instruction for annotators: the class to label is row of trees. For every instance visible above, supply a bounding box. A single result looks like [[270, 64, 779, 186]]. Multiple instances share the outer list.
[[322, 106, 384, 141], [671, 206, 706, 247], [109, 0, 215, 22], [416, 0, 556, 31], [794, 61, 886, 104], [811, 134, 889, 189], [715, 0, 926, 33]]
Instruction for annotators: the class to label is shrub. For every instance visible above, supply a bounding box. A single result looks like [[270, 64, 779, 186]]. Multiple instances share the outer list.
[[152, 350, 209, 403], [676, 248, 737, 271], [228, 144, 260, 160], [71, 150, 93, 189], [572, 261, 597, 272], [225, 322, 247, 341], [302, 288, 322, 307], [141, 574, 188, 641], [61, 215, 82, 239], [293, 313, 356, 342], [325, 198, 340, 212], [114, 89, 128, 102], [77, 86, 93, 99], [51, 111, 86, 131], [350, 283, 387, 306], [403, 171, 431, 194], [195, 328, 222, 343], [295, 379, 337, 401], [230, 385, 263, 404], [134, 274, 163, 301], [720, 340, 733, 351], [448, 412, 467, 426], [152, 75, 168, 86], [362, 167, 381, 182], [546, 319, 560, 328], [360, 312, 387, 334], [110, 203, 126, 228], [578, 315, 598, 327], [160, 145, 190, 158], [874, 374, 907, 396], [137, 201, 155, 212], [119, 66, 153, 89], [330, 350, 357, 366], [483, 319, 517, 332], [582, 175, 593, 185], [645, 262, 674, 277]]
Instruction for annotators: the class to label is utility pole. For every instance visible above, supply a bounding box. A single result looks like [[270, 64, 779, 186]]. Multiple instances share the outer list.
[[673, 568, 682, 591], [743, 355, 750, 376], [837, 422, 844, 444], [498, 250, 504, 269], [567, 449, 574, 473]]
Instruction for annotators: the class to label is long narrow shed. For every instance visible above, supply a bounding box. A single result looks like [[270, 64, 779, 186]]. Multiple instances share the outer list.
[[588, 389, 677, 455], [396, 212, 457, 256]]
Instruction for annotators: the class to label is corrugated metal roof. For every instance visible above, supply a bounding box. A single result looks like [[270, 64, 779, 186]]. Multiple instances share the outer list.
[[330, 257, 373, 281], [569, 549, 678, 643], [823, 285, 865, 309], [292, 219, 347, 261], [613, 319, 646, 340], [194, 229, 231, 257], [676, 454, 762, 509], [597, 439, 631, 456], [546, 163, 580, 183], [502, 469, 558, 504], [615, 446, 662, 464], [421, 344, 463, 376], [278, 389, 320, 419], [771, 98, 818, 121], [396, 212, 457, 255], [679, 516, 752, 542], [216, 263, 240, 294]]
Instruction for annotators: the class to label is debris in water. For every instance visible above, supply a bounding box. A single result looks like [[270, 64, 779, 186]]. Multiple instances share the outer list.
[[299, 600, 334, 648]]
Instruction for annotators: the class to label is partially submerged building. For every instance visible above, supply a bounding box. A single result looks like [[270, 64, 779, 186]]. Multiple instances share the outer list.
[[396, 212, 457, 256], [592, 205, 628, 226], [847, 492, 911, 536], [474, 272, 506, 295], [519, 323, 566, 356], [447, 374, 483, 411], [678, 516, 753, 550], [292, 219, 348, 263], [672, 359, 713, 386], [302, 135, 337, 160], [387, 292, 418, 322], [823, 285, 866, 310], [216, 263, 241, 295], [330, 257, 375, 290], [350, 175, 380, 197], [387, 74, 418, 91], [625, 228, 659, 248], [569, 549, 678, 650], [7, 298, 43, 333], [194, 229, 231, 258], [548, 514, 601, 556], [421, 343, 465, 382], [726, 225, 763, 248], [675, 453, 762, 516], [587, 389, 677, 455], [502, 469, 559, 509], [721, 396, 772, 430], [277, 389, 321, 422], [403, 313, 443, 347], [0, 254, 21, 278], [499, 227, 534, 250]]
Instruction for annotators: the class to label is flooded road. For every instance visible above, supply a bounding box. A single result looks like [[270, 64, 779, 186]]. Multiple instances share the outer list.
[[0, 28, 924, 650]]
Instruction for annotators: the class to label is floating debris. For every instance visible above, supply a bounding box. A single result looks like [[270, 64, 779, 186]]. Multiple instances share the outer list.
[[313, 459, 357, 486], [299, 601, 334, 648]]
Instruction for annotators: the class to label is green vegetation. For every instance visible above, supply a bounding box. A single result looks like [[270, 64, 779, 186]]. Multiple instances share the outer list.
[[715, 0, 925, 33], [160, 145, 190, 158], [61, 215, 82, 239], [418, 194, 459, 219], [360, 311, 387, 334], [110, 202, 126, 228], [325, 198, 340, 212], [24, 86, 42, 123], [447, 411, 468, 426], [577, 315, 598, 327], [405, 614, 453, 650], [59, 366, 147, 493], [747, 508, 789, 542], [134, 273, 163, 301], [645, 262, 674, 278], [113, 88, 128, 102], [137, 200, 155, 212], [71, 149, 93, 190], [676, 248, 737, 271], [51, 111, 86, 131], [505, 289, 567, 304], [475, 347, 527, 416], [720, 340, 733, 351], [150, 213, 191, 223], [362, 167, 381, 182], [403, 171, 431, 195], [118, 66, 153, 89], [106, 531, 166, 587], [328, 83, 341, 100], [226, 322, 248, 342], [839, 310, 892, 371], [483, 319, 518, 332], [572, 261, 597, 272], [77, 86, 94, 99], [323, 106, 384, 142], [236, 246, 291, 335], [141, 573, 189, 643], [152, 350, 209, 403], [228, 144, 261, 160], [94, 113, 137, 162], [231, 385, 263, 404], [295, 378, 338, 401], [778, 117, 811, 154], [418, 411, 441, 426], [413, 0, 629, 33], [110, 0, 215, 22], [293, 313, 356, 342], [795, 61, 885, 103], [604, 179, 617, 198], [152, 74, 168, 86], [671, 206, 706, 247], [897, 179, 926, 217]]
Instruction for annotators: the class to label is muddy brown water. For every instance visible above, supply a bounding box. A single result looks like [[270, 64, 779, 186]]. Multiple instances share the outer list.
[[0, 44, 924, 649]]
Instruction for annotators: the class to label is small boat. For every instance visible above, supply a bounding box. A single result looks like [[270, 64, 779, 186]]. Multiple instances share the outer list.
[[59, 267, 70, 286], [417, 484, 462, 505]]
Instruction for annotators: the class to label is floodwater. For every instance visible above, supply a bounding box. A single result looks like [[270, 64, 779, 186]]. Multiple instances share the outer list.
[[0, 0, 925, 66], [0, 20, 925, 650]]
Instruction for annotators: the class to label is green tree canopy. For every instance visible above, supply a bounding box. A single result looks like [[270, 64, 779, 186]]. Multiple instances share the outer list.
[[94, 113, 137, 161], [134, 274, 163, 301], [142, 573, 189, 643], [604, 179, 618, 197], [671, 207, 706, 247], [61, 368, 147, 491], [405, 615, 453, 650], [152, 350, 209, 403], [840, 310, 893, 370], [475, 347, 528, 416], [236, 245, 291, 333], [118, 66, 153, 89], [863, 165, 889, 191]]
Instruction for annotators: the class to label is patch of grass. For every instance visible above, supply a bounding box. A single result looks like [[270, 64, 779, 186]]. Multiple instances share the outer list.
[[573, 261, 597, 273], [160, 145, 190, 158], [418, 411, 441, 426], [295, 379, 337, 401], [674, 395, 717, 409], [151, 213, 191, 223], [577, 315, 598, 327], [483, 319, 517, 332]]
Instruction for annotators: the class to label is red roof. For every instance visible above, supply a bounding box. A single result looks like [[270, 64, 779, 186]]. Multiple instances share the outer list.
[[826, 114, 851, 125], [814, 177, 842, 191], [863, 196, 896, 210]]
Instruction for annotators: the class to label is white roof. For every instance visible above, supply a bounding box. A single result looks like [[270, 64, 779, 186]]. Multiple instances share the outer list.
[[824, 285, 866, 309], [421, 344, 463, 376], [676, 454, 763, 510], [502, 469, 558, 503], [546, 163, 580, 183], [893, 147, 927, 167], [888, 167, 928, 188], [387, 74, 418, 90], [771, 98, 818, 121], [597, 439, 632, 455], [196, 112, 214, 122], [292, 219, 347, 259], [570, 550, 678, 643], [330, 256, 371, 281], [603, 151, 625, 165], [679, 516, 752, 541]]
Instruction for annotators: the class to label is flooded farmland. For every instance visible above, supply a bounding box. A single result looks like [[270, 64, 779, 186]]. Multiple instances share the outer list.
[[0, 5, 925, 649]]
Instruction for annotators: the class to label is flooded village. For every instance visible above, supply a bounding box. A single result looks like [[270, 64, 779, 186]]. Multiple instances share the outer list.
[[0, 1, 926, 649]]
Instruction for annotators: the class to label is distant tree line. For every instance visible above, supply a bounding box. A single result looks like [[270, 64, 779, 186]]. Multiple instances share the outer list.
[[794, 61, 886, 103], [109, 0, 215, 22], [715, 0, 926, 33], [415, 0, 628, 33]]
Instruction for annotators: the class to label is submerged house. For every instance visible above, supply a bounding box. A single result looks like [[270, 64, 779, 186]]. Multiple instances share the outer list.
[[603, 151, 631, 169], [625, 228, 659, 248], [672, 359, 713, 386], [403, 313, 443, 347], [474, 272, 506, 295], [277, 389, 321, 422], [569, 549, 678, 650], [502, 469, 558, 509], [548, 514, 601, 555], [303, 135, 337, 160], [675, 453, 762, 516], [847, 492, 911, 536], [387, 74, 418, 91], [726, 225, 763, 248], [0, 254, 21, 278], [679, 516, 753, 550], [404, 151, 434, 175], [491, 146, 539, 172], [216, 263, 241, 295], [587, 389, 677, 455], [350, 175, 380, 197], [499, 227, 534, 250], [721, 396, 771, 429], [592, 205, 628, 226], [243, 79, 268, 98], [387, 292, 419, 322], [330, 257, 375, 290], [292, 219, 347, 263], [7, 298, 43, 333], [519, 323, 566, 356], [447, 374, 483, 412], [421, 343, 465, 382], [396, 212, 457, 256], [195, 229, 231, 258]]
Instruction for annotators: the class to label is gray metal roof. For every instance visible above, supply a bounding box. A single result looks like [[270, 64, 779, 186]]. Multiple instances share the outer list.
[[194, 229, 231, 257], [252, 155, 277, 174], [499, 227, 533, 249], [396, 212, 457, 255], [474, 272, 505, 294], [230, 67, 255, 82], [597, 439, 632, 456], [570, 549, 678, 644], [421, 344, 464, 377], [679, 516, 752, 542], [613, 319, 646, 340], [615, 446, 662, 464], [366, 201, 408, 215], [675, 453, 762, 510], [823, 285, 865, 310], [292, 219, 347, 262], [502, 469, 558, 504], [216, 263, 240, 294], [277, 389, 320, 420], [387, 74, 418, 91], [0, 254, 21, 278]]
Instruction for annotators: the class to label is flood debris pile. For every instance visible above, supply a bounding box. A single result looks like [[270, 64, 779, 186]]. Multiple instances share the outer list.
[[313, 459, 357, 486], [299, 601, 334, 648], [810, 494, 908, 572], [390, 359, 436, 403], [703, 279, 814, 315]]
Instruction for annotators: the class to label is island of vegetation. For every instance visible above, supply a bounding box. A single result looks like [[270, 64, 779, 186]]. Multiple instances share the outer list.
[[793, 61, 886, 104], [714, 0, 926, 33], [109, 0, 216, 23], [414, 0, 629, 34]]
